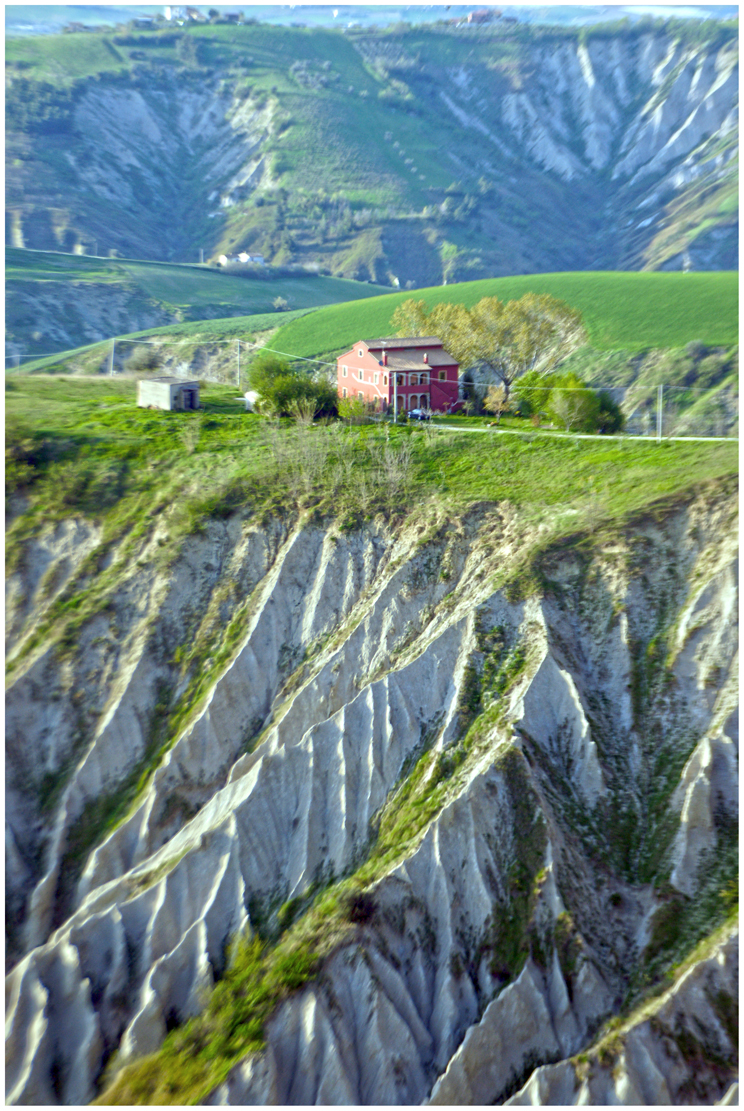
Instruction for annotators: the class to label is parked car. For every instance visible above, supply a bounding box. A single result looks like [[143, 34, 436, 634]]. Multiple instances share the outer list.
[[407, 408, 431, 421]]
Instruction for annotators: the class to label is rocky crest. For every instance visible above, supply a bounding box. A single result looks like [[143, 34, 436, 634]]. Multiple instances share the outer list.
[[5, 483, 738, 1104]]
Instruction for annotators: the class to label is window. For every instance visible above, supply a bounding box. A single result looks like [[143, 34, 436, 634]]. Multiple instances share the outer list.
[[410, 373, 419, 386], [396, 374, 404, 386], [438, 370, 446, 381], [374, 372, 379, 385], [358, 348, 364, 357], [358, 370, 364, 382], [342, 387, 347, 398], [383, 375, 388, 386], [342, 365, 348, 377], [420, 372, 428, 385], [358, 391, 364, 401]]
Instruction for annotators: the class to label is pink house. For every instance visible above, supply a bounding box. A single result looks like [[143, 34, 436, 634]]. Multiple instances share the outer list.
[[336, 337, 460, 413]]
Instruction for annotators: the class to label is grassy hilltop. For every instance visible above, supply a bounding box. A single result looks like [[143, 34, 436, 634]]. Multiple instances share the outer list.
[[272, 270, 740, 359]]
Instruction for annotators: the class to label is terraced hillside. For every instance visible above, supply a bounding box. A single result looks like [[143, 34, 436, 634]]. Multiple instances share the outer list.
[[5, 377, 739, 1105], [5, 18, 738, 288]]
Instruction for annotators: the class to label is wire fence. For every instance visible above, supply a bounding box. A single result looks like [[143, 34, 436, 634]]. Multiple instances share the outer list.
[[7, 337, 739, 440]]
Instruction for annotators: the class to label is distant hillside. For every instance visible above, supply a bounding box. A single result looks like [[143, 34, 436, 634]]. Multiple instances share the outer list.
[[5, 248, 383, 358], [5, 17, 738, 294]]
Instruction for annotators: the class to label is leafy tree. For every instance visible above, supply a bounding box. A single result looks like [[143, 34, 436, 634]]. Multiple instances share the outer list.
[[547, 373, 600, 433], [176, 34, 201, 68], [594, 391, 625, 434], [484, 384, 509, 423], [6, 79, 77, 134], [248, 352, 336, 418], [511, 369, 558, 417], [391, 294, 586, 402], [338, 396, 371, 424], [125, 345, 160, 373]]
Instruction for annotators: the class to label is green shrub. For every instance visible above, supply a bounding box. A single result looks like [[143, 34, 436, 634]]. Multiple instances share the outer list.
[[248, 352, 336, 418]]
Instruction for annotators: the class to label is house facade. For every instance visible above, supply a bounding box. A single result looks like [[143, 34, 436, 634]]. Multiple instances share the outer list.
[[336, 337, 460, 413]]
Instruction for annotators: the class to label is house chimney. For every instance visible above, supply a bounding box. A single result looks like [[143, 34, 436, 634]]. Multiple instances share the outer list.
[[382, 352, 388, 366], [423, 352, 428, 363]]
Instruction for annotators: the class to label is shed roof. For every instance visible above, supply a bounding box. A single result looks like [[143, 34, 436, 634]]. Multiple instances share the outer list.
[[144, 377, 200, 386]]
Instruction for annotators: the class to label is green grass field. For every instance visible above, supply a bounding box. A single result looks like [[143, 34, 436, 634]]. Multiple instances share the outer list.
[[272, 271, 739, 358], [5, 30, 129, 81], [6, 248, 385, 315]]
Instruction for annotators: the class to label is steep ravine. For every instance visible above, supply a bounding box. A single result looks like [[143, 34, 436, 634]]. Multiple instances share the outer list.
[[6, 26, 738, 291], [5, 485, 738, 1104]]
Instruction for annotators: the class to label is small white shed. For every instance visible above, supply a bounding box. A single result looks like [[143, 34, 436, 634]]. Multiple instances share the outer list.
[[137, 377, 200, 411]]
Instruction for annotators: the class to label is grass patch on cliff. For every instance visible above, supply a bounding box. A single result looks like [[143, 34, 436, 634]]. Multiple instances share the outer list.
[[96, 739, 537, 1105]]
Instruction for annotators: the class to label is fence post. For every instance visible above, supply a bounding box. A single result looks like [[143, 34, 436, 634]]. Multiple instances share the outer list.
[[656, 384, 663, 442]]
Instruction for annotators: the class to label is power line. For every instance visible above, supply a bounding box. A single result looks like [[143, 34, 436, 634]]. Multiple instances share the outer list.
[[8, 337, 340, 372]]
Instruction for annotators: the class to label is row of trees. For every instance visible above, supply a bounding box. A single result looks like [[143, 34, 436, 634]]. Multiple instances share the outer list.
[[390, 293, 588, 403], [485, 373, 625, 434]]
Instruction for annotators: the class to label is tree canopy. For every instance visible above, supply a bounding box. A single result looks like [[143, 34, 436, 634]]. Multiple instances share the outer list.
[[391, 293, 587, 399], [248, 351, 336, 418]]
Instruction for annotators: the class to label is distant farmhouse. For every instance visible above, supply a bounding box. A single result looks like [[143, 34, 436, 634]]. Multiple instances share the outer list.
[[337, 337, 460, 413], [467, 8, 501, 23], [137, 377, 200, 411], [164, 5, 207, 22], [218, 252, 266, 266]]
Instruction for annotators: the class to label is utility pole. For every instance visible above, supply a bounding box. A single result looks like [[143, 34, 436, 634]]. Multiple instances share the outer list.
[[656, 383, 663, 443], [109, 338, 116, 376]]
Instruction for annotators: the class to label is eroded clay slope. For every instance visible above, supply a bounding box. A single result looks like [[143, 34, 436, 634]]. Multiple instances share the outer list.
[[5, 488, 738, 1105]]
